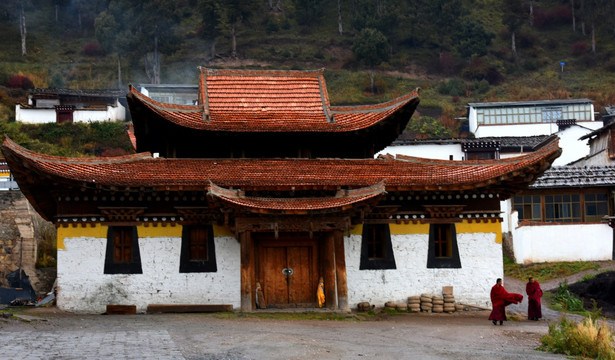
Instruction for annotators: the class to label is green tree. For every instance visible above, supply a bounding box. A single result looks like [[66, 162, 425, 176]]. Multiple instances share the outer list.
[[352, 28, 389, 94], [198, 0, 222, 59], [453, 20, 494, 60], [218, 0, 258, 58], [294, 0, 325, 27], [95, 0, 180, 85], [502, 0, 526, 57], [350, 0, 400, 52]]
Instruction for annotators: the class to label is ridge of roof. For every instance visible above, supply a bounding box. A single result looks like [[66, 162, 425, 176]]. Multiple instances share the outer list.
[[198, 67, 325, 77]]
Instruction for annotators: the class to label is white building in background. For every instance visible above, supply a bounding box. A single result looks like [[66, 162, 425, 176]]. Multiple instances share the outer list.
[[377, 99, 615, 264], [15, 89, 126, 124], [467, 99, 600, 137], [137, 84, 198, 105]]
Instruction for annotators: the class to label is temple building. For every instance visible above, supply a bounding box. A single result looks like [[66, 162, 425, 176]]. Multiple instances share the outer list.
[[2, 68, 561, 313]]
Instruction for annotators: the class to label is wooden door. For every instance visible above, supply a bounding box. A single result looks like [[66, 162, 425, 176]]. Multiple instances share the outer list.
[[257, 235, 318, 308]]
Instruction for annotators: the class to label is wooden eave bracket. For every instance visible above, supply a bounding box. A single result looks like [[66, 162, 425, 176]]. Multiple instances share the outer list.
[[98, 207, 147, 221]]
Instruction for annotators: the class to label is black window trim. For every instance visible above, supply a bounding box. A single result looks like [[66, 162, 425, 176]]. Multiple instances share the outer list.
[[179, 224, 218, 273], [427, 223, 461, 269], [360, 223, 396, 270], [104, 226, 143, 274]]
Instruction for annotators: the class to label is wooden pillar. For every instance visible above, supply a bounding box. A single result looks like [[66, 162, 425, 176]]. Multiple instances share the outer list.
[[240, 231, 254, 312], [334, 230, 349, 311], [322, 232, 337, 309]]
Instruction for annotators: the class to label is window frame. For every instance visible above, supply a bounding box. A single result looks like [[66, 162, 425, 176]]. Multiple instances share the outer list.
[[359, 224, 396, 270], [427, 223, 461, 269], [179, 224, 217, 273], [104, 226, 142, 274]]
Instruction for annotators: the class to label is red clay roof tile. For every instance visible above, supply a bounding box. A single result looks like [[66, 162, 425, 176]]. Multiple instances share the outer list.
[[127, 68, 419, 133]]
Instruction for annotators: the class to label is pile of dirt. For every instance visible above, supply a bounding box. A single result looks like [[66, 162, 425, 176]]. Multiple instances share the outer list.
[[567, 271, 615, 318]]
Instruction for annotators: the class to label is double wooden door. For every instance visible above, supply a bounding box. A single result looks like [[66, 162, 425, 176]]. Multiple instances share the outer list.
[[256, 234, 319, 308]]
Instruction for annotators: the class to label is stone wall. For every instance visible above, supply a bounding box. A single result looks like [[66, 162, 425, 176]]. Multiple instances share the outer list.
[[345, 222, 503, 308], [57, 225, 240, 313], [0, 191, 40, 291]]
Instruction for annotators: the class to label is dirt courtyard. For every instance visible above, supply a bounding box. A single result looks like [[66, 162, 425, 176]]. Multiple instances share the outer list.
[[0, 307, 567, 360]]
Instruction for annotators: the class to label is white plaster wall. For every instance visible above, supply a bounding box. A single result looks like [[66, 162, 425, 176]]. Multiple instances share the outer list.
[[15, 106, 56, 123], [73, 106, 125, 122], [511, 217, 613, 264], [473, 122, 602, 138], [57, 234, 240, 313], [376, 144, 464, 160], [344, 232, 502, 309], [552, 126, 593, 165], [16, 104, 125, 123]]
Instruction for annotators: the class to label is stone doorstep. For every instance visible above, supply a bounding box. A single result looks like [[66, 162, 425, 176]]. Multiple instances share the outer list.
[[12, 314, 47, 322]]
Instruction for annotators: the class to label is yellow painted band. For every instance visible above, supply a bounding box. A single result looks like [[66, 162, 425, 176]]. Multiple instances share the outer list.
[[57, 225, 107, 250], [57, 223, 237, 250], [350, 220, 502, 243]]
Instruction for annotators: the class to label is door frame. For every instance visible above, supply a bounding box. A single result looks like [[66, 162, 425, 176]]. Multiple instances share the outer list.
[[254, 234, 320, 308], [238, 220, 349, 312]]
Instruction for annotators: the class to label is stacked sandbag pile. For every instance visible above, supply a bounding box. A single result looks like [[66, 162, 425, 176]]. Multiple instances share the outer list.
[[407, 296, 421, 312], [384, 301, 397, 310], [420, 293, 433, 312], [443, 294, 456, 313], [442, 286, 457, 313], [432, 295, 444, 313]]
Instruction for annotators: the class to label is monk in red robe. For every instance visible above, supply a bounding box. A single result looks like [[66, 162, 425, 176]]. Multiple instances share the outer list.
[[526, 277, 543, 320], [489, 278, 523, 325]]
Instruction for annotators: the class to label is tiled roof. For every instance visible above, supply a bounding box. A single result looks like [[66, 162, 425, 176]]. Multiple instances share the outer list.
[[391, 136, 549, 152], [30, 88, 125, 98], [3, 136, 560, 193], [529, 165, 615, 188], [127, 68, 420, 133], [208, 181, 385, 213]]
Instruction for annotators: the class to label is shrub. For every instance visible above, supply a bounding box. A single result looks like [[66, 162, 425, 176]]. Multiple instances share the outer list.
[[553, 281, 584, 312], [541, 315, 615, 359], [571, 42, 589, 56], [437, 78, 465, 96], [6, 74, 34, 90], [34, 216, 57, 268], [461, 58, 502, 85], [83, 42, 103, 56], [533, 6, 572, 29], [438, 52, 457, 76]]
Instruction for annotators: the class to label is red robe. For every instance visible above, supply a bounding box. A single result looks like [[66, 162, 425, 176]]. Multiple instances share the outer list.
[[488, 284, 523, 321], [526, 281, 543, 319]]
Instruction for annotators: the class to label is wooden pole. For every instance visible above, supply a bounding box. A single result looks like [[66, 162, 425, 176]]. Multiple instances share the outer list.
[[333, 230, 349, 311], [322, 232, 336, 309], [240, 231, 254, 312]]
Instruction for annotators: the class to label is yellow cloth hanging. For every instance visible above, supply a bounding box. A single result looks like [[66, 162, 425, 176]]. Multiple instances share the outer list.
[[317, 277, 325, 308]]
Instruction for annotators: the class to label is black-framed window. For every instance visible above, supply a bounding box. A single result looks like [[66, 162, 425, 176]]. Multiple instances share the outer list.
[[545, 194, 581, 222], [104, 226, 142, 274], [513, 195, 542, 221], [427, 224, 461, 269], [179, 225, 217, 273], [584, 193, 609, 222], [360, 224, 396, 270]]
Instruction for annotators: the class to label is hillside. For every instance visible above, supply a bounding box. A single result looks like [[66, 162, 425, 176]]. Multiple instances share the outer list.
[[1, 0, 615, 146]]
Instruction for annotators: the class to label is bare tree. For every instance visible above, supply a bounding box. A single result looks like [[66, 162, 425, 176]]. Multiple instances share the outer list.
[[19, 1, 26, 56], [571, 0, 576, 31], [338, 0, 343, 35]]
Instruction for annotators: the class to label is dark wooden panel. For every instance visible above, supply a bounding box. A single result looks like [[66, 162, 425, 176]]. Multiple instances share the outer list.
[[146, 304, 233, 313], [106, 304, 136, 315], [288, 246, 313, 305], [262, 246, 289, 306]]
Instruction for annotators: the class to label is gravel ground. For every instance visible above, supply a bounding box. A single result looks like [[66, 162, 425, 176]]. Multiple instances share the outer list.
[[0, 307, 567, 360], [4, 263, 615, 359]]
